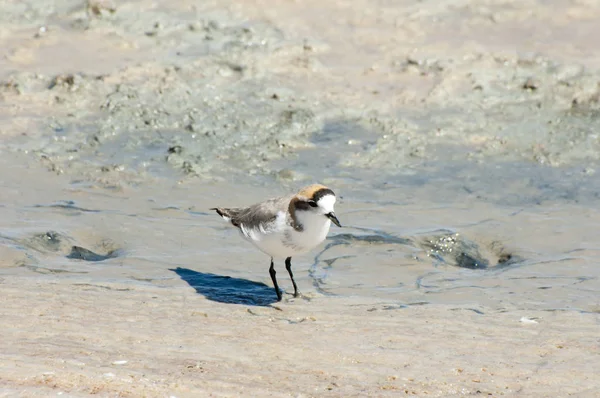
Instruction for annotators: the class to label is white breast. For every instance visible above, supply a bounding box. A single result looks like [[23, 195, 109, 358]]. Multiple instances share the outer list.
[[288, 210, 331, 251], [239, 210, 331, 258]]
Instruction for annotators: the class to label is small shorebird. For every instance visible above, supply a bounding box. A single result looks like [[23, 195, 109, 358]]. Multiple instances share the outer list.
[[212, 184, 341, 301]]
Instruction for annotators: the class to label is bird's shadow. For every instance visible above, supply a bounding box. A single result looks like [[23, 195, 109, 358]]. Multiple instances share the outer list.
[[169, 267, 278, 306]]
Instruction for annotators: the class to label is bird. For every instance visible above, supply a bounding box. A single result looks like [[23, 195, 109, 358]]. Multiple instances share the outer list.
[[211, 184, 341, 301]]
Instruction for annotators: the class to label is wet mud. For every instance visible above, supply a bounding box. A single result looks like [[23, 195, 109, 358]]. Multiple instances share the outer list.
[[1, 0, 600, 396], [2, 0, 600, 196]]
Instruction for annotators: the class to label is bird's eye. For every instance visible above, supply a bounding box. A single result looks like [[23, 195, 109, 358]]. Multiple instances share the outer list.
[[308, 200, 318, 208]]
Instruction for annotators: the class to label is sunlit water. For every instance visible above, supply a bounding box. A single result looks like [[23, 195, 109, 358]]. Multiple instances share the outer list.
[[2, 143, 599, 314]]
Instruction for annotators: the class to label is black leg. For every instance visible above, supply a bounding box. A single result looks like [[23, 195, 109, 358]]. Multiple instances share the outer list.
[[285, 257, 299, 297], [269, 258, 282, 301]]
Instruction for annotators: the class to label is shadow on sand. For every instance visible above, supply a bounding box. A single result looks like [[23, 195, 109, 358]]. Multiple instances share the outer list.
[[169, 267, 278, 306]]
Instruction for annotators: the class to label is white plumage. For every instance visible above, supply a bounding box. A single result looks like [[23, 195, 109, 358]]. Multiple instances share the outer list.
[[212, 184, 341, 301]]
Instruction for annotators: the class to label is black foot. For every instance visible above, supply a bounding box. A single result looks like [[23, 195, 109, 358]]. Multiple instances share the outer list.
[[285, 257, 299, 298], [269, 258, 282, 301]]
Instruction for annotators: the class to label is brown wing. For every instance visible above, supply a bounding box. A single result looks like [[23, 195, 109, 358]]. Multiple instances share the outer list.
[[212, 195, 292, 231]]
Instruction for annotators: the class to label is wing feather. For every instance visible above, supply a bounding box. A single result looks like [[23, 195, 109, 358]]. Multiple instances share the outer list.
[[212, 195, 292, 235]]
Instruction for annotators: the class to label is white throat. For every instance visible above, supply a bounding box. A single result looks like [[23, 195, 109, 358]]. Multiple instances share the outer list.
[[289, 193, 336, 252], [293, 210, 332, 250]]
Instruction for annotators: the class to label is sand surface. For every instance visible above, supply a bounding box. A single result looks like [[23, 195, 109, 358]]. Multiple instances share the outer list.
[[2, 276, 598, 397], [1, 0, 600, 396]]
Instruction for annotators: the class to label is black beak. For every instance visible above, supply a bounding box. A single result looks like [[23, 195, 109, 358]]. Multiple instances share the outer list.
[[326, 212, 341, 227]]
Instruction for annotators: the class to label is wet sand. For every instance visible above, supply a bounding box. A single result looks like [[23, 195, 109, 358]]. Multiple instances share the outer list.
[[2, 0, 600, 396], [3, 277, 598, 397]]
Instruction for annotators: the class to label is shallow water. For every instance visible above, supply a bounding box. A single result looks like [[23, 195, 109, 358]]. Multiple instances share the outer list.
[[2, 149, 599, 315]]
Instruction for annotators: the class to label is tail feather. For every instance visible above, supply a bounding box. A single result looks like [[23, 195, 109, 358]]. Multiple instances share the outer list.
[[211, 207, 239, 226], [211, 207, 227, 218]]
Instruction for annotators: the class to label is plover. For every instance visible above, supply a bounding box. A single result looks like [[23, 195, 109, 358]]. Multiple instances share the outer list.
[[212, 184, 341, 301]]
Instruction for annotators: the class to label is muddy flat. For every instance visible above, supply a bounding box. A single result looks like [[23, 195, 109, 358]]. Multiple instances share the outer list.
[[1, 0, 599, 396]]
